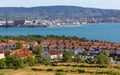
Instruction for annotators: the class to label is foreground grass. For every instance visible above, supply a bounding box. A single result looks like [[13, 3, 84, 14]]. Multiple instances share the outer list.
[[0, 64, 120, 75], [0, 69, 84, 75]]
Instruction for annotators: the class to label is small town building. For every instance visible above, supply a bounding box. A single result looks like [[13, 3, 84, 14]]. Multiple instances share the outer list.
[[42, 50, 63, 60], [12, 49, 34, 59]]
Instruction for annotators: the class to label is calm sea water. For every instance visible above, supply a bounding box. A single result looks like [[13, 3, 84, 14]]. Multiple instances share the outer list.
[[0, 23, 120, 43]]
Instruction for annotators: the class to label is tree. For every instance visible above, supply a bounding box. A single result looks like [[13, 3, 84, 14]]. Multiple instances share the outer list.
[[24, 57, 35, 66], [63, 51, 73, 62], [5, 55, 24, 69], [35, 57, 43, 64], [95, 51, 110, 64], [43, 58, 51, 66], [74, 55, 83, 63], [35, 57, 51, 65], [103, 50, 110, 57], [0, 59, 7, 69], [12, 55, 24, 69], [8, 63, 14, 69], [5, 52, 11, 57], [33, 45, 44, 56], [15, 42, 23, 49]]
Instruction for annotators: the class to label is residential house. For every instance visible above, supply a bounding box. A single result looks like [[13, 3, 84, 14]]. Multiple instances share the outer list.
[[116, 50, 120, 57], [12, 49, 34, 59], [0, 50, 11, 59], [0, 51, 5, 59], [0, 42, 16, 50], [42, 50, 63, 60], [40, 39, 120, 60], [71, 48, 85, 55]]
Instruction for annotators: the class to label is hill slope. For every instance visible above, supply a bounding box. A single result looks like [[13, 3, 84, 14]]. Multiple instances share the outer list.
[[0, 6, 120, 19]]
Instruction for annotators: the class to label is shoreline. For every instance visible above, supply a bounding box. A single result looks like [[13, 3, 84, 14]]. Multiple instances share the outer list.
[[0, 22, 120, 28]]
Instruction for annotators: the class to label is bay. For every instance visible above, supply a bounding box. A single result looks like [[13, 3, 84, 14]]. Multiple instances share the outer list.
[[0, 23, 120, 43]]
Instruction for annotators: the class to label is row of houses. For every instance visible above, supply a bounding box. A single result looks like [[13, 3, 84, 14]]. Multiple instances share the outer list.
[[0, 48, 63, 62], [1, 39, 120, 62], [0, 39, 63, 60], [0, 40, 38, 50], [0, 48, 34, 59], [0, 40, 39, 59], [41, 39, 120, 58]]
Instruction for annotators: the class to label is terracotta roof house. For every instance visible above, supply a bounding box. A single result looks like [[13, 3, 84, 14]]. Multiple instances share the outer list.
[[40, 39, 120, 58], [12, 49, 34, 59]]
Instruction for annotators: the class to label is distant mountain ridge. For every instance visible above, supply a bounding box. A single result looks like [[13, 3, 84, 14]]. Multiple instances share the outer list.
[[0, 6, 120, 19]]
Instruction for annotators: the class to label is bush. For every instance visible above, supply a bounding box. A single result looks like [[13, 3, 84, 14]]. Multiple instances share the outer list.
[[95, 51, 111, 65], [56, 69, 64, 72], [108, 71, 120, 75], [55, 72, 66, 75], [72, 64, 77, 67], [24, 57, 35, 66], [0, 59, 7, 69], [43, 58, 51, 66], [46, 68, 54, 72], [70, 69, 77, 73], [51, 62, 57, 66], [5, 55, 24, 69], [31, 68, 44, 71], [77, 69, 85, 73]]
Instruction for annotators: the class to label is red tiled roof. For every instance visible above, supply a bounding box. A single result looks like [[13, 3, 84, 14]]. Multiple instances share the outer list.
[[12, 49, 34, 58], [47, 50, 62, 55], [0, 50, 12, 54], [41, 39, 120, 54]]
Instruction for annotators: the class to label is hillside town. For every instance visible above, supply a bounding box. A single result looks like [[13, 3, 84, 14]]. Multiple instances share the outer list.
[[0, 39, 120, 64], [0, 18, 97, 27], [0, 17, 120, 27]]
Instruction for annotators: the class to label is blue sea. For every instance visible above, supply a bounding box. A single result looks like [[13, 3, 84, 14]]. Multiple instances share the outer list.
[[0, 23, 120, 43]]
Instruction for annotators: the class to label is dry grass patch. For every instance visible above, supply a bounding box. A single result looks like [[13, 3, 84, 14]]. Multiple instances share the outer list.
[[1, 64, 120, 75]]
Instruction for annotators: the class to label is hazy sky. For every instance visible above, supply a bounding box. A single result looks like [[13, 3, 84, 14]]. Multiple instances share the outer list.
[[0, 0, 120, 9]]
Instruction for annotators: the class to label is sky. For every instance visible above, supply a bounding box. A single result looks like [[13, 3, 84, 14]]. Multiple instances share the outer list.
[[0, 0, 120, 9]]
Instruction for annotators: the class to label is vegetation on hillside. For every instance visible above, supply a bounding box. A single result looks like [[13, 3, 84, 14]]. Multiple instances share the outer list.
[[0, 35, 89, 43], [0, 6, 120, 19]]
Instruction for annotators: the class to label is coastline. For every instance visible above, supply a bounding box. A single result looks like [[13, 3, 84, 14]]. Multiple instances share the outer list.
[[0, 22, 120, 28], [0, 23, 120, 43]]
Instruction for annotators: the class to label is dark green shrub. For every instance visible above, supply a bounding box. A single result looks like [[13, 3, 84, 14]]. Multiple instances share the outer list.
[[55, 72, 66, 75], [51, 63, 57, 66], [77, 69, 85, 73], [73, 64, 77, 67], [46, 68, 54, 72], [56, 69, 64, 72], [31, 68, 44, 71]]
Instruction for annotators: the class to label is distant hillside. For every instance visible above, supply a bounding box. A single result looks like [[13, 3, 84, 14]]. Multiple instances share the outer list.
[[0, 6, 120, 19]]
